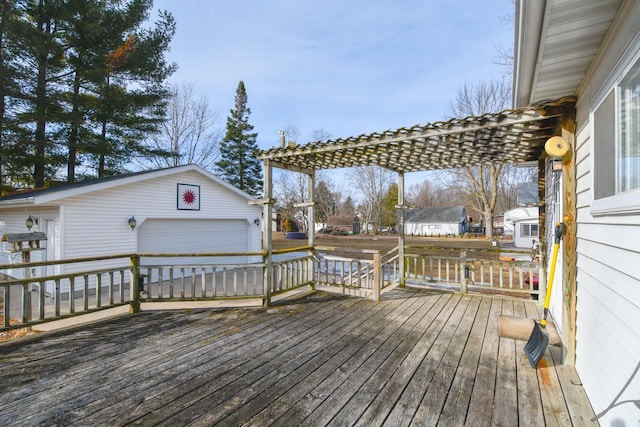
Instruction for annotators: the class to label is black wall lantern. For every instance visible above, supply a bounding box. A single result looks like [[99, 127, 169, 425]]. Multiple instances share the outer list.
[[128, 216, 137, 231], [25, 215, 37, 230]]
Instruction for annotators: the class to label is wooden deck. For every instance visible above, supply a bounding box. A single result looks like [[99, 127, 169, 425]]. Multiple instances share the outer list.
[[0, 287, 597, 426]]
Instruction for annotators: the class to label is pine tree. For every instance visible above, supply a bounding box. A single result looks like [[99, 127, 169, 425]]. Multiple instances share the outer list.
[[216, 81, 262, 197], [0, 0, 22, 190], [0, 0, 175, 187]]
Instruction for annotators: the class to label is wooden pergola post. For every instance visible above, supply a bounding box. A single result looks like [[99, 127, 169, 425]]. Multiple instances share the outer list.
[[561, 114, 577, 366], [262, 160, 274, 307], [537, 156, 547, 304], [398, 172, 406, 288], [307, 172, 315, 248]]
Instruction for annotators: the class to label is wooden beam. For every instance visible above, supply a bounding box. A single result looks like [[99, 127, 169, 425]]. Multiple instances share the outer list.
[[262, 160, 273, 307], [398, 172, 406, 288], [561, 114, 577, 367], [308, 172, 315, 248], [293, 201, 315, 208], [248, 197, 276, 206], [266, 159, 315, 176]]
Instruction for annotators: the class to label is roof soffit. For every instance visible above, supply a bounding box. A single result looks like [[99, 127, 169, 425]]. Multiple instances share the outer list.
[[514, 0, 622, 106]]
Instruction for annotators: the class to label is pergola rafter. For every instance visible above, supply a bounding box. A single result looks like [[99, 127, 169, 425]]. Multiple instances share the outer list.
[[255, 97, 576, 304], [258, 98, 574, 173]]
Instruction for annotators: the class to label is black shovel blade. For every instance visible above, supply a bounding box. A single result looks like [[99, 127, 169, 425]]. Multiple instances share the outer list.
[[524, 321, 549, 368]]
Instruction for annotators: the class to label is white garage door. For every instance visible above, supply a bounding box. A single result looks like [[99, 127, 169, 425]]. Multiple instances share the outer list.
[[138, 219, 250, 259]]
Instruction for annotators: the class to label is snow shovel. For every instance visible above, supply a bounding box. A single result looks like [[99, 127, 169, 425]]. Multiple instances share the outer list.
[[525, 222, 564, 368]]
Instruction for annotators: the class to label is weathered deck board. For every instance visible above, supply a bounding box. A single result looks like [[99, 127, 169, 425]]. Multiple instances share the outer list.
[[0, 287, 597, 426], [436, 296, 491, 426], [492, 299, 519, 425], [514, 299, 546, 426], [464, 296, 501, 426]]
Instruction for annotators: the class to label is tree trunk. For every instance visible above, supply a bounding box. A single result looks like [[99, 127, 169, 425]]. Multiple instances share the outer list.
[[484, 208, 494, 239], [0, 0, 11, 189], [67, 71, 81, 183]]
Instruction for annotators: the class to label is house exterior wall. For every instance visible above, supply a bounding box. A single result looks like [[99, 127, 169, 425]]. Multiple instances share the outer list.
[[512, 219, 539, 249], [544, 163, 565, 340], [59, 170, 261, 268], [503, 207, 538, 239], [0, 168, 262, 284], [0, 207, 61, 279], [570, 1, 640, 424]]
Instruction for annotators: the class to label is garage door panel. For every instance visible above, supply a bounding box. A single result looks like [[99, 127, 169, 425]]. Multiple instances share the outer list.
[[139, 219, 249, 255]]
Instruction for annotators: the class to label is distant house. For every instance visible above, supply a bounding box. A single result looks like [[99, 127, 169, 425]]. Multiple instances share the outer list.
[[404, 206, 468, 236], [0, 164, 262, 284], [503, 207, 539, 248]]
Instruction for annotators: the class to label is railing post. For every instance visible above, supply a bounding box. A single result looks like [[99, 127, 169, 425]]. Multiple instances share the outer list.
[[130, 254, 141, 313], [460, 250, 468, 294], [373, 251, 381, 301]]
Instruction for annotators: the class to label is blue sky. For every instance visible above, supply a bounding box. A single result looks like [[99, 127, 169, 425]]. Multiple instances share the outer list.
[[151, 0, 515, 153]]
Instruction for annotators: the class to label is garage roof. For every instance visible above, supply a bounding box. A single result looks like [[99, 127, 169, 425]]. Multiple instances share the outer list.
[[259, 97, 574, 174]]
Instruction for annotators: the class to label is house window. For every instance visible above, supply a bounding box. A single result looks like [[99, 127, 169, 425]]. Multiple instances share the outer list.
[[592, 52, 640, 215], [521, 223, 538, 237], [593, 91, 615, 199], [619, 59, 640, 192]]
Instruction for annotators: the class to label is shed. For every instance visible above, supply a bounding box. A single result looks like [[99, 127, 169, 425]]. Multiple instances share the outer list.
[[404, 206, 467, 236], [503, 207, 539, 248], [0, 164, 262, 283]]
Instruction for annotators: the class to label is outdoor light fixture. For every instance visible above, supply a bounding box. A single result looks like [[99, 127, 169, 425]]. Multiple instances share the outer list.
[[551, 157, 564, 172], [544, 136, 569, 174], [128, 216, 137, 231], [254, 217, 261, 226], [25, 215, 37, 230]]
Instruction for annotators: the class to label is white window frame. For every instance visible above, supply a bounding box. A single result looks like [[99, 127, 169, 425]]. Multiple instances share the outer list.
[[520, 223, 539, 238], [591, 46, 640, 216]]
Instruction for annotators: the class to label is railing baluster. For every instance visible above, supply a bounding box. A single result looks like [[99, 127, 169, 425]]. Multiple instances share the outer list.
[[96, 274, 102, 309], [109, 272, 114, 306], [83, 274, 89, 311], [233, 268, 238, 296], [69, 277, 75, 314], [55, 278, 61, 317]]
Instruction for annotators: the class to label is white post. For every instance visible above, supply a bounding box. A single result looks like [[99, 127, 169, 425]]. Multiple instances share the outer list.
[[307, 172, 315, 248], [398, 172, 406, 287], [263, 160, 273, 306]]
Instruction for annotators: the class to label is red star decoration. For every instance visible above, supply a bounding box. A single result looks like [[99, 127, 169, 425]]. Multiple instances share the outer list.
[[182, 189, 196, 205]]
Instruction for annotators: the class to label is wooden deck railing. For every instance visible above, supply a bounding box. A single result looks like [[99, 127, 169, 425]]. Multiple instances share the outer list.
[[0, 254, 135, 331], [313, 246, 401, 300], [0, 245, 539, 333], [404, 250, 540, 297]]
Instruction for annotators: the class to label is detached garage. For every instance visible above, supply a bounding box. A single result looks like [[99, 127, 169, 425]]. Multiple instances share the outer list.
[[0, 164, 262, 280]]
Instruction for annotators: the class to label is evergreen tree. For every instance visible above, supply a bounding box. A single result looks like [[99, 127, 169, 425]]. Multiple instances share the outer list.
[[342, 195, 355, 214], [315, 180, 336, 225], [11, 0, 67, 188], [0, 0, 23, 190], [216, 81, 262, 197], [0, 0, 175, 187], [381, 182, 398, 230], [79, 2, 175, 178]]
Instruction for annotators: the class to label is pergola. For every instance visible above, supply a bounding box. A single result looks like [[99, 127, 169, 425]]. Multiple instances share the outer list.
[[256, 96, 576, 304]]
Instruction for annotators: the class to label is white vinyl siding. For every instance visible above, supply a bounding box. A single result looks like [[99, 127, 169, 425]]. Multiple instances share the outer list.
[[405, 222, 459, 236], [0, 208, 60, 279], [572, 3, 640, 424], [61, 170, 260, 261], [0, 168, 263, 278]]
